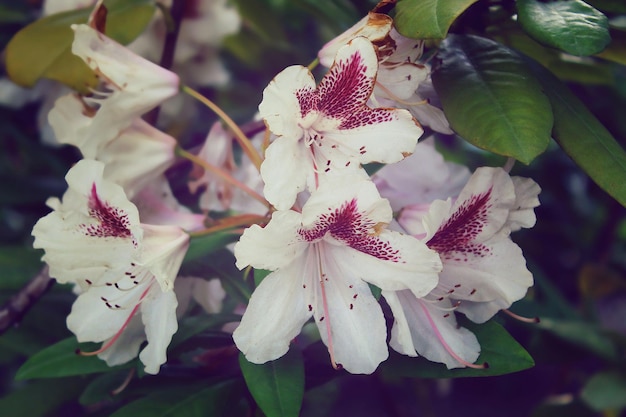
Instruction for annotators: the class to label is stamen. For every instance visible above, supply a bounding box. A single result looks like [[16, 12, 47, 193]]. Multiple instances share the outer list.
[[503, 309, 540, 323], [316, 245, 339, 370], [111, 368, 135, 396], [418, 301, 488, 369]]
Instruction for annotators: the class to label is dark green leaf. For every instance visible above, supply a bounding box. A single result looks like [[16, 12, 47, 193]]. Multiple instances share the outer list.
[[526, 58, 626, 206], [395, 0, 479, 39], [239, 348, 305, 417], [110, 380, 241, 417], [5, 0, 156, 92], [0, 377, 85, 417], [581, 371, 626, 411], [382, 319, 535, 378], [517, 0, 610, 56], [536, 318, 618, 360], [432, 35, 552, 164], [184, 232, 239, 263], [15, 336, 133, 380]]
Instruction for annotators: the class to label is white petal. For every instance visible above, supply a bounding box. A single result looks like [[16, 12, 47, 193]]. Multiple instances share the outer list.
[[97, 316, 145, 367], [140, 224, 189, 292], [133, 177, 206, 231], [234, 210, 306, 271], [139, 289, 179, 374], [340, 232, 441, 298], [72, 24, 179, 113], [233, 261, 311, 364], [375, 63, 428, 101], [374, 138, 469, 211], [383, 291, 417, 357], [444, 238, 533, 322], [387, 291, 480, 369], [301, 175, 391, 228], [100, 119, 176, 199], [309, 248, 389, 374], [324, 108, 421, 165], [318, 13, 392, 68], [258, 65, 314, 140], [260, 135, 312, 210], [48, 93, 117, 158], [506, 176, 541, 233]]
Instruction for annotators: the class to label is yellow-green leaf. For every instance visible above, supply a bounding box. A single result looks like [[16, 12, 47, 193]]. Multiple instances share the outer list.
[[5, 0, 156, 92]]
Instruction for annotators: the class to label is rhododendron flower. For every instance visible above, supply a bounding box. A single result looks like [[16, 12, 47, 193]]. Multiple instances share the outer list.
[[32, 160, 190, 374], [188, 122, 266, 215], [383, 167, 540, 368], [258, 36, 422, 210], [233, 176, 441, 374], [373, 137, 470, 211], [48, 24, 180, 148], [134, 177, 206, 232], [32, 160, 188, 292]]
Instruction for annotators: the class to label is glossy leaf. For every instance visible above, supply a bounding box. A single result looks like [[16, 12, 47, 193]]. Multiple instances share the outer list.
[[239, 348, 305, 417], [581, 371, 626, 411], [5, 0, 156, 92], [79, 371, 131, 405], [395, 0, 479, 39], [15, 336, 133, 380], [184, 232, 240, 263], [110, 380, 241, 417], [432, 35, 552, 164], [382, 319, 535, 378], [526, 58, 626, 207], [517, 0, 610, 56]]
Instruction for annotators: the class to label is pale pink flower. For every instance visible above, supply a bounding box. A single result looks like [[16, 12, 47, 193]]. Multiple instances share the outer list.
[[233, 176, 441, 374], [188, 122, 266, 215]]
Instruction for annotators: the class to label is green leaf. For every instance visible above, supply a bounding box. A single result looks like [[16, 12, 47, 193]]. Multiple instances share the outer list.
[[432, 35, 553, 164], [395, 0, 479, 39], [5, 0, 156, 92], [79, 371, 131, 405], [15, 336, 133, 380], [581, 371, 626, 412], [536, 318, 618, 360], [0, 377, 85, 417], [239, 348, 305, 417], [110, 380, 241, 417], [517, 0, 611, 56], [382, 319, 535, 378], [526, 58, 626, 207], [184, 232, 240, 263]]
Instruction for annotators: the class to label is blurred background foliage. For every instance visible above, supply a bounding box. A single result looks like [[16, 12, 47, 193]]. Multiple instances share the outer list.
[[0, 0, 625, 416]]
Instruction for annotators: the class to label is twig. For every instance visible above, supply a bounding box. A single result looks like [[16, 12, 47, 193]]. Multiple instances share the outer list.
[[144, 0, 186, 126], [0, 265, 54, 335]]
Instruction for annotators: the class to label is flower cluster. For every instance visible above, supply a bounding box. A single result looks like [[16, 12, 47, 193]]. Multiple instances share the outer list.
[[29, 4, 540, 377], [233, 24, 540, 373]]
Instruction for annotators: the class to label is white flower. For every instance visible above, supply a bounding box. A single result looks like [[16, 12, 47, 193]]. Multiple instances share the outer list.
[[259, 36, 422, 210], [232, 176, 441, 374], [32, 159, 190, 374], [383, 167, 540, 368], [48, 24, 180, 149]]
